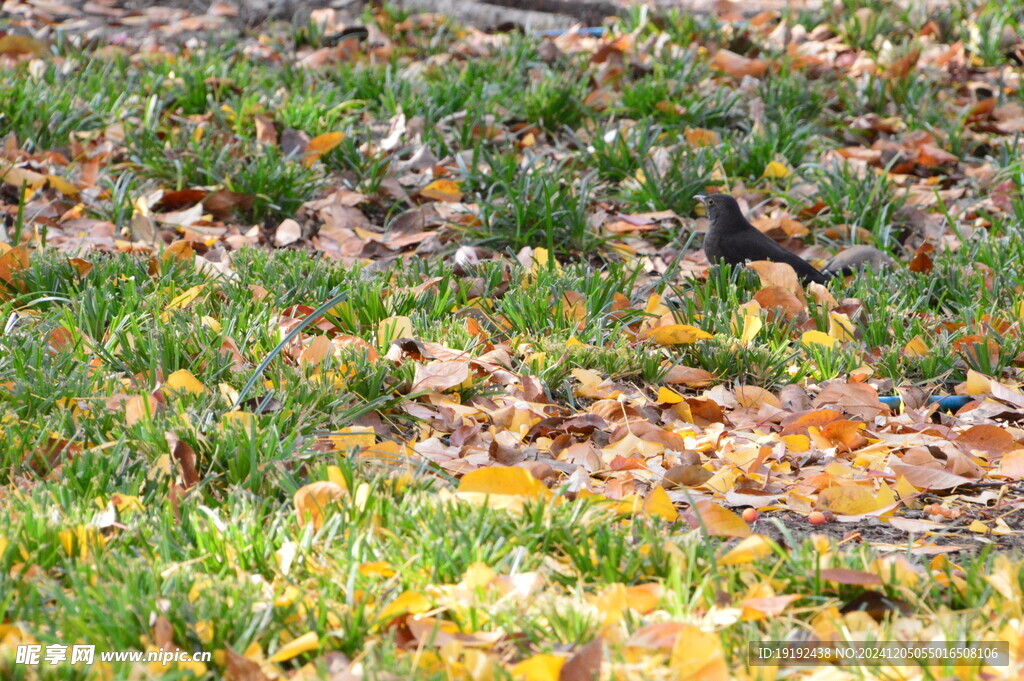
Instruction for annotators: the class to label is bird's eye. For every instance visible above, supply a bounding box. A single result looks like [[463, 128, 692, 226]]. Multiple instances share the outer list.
[[707, 199, 715, 206]]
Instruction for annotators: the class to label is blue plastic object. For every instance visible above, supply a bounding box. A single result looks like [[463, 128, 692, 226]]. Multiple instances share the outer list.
[[878, 395, 973, 413]]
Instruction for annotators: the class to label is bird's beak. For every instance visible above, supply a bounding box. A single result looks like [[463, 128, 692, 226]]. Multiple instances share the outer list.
[[693, 194, 708, 216]]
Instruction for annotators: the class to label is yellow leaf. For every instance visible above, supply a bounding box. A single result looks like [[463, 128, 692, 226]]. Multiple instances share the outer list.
[[268, 632, 318, 662], [968, 519, 990, 534], [647, 324, 712, 346], [733, 302, 762, 346], [162, 284, 205, 320], [419, 178, 463, 202], [378, 590, 432, 623], [326, 465, 349, 490], [460, 562, 497, 589], [165, 369, 207, 395], [657, 386, 684, 403], [625, 583, 662, 614], [782, 434, 810, 452], [684, 127, 720, 147], [377, 315, 414, 346], [328, 426, 376, 451], [669, 625, 729, 680], [644, 292, 670, 317], [817, 485, 880, 515], [965, 370, 992, 395], [59, 525, 106, 561], [694, 501, 751, 538], [162, 240, 194, 263], [359, 561, 396, 577], [457, 467, 551, 500], [801, 330, 837, 348], [719, 534, 778, 565], [511, 654, 564, 681], [221, 411, 254, 429], [294, 481, 346, 529], [904, 335, 930, 357], [644, 485, 678, 522], [572, 368, 620, 399], [46, 174, 79, 197], [526, 247, 557, 277], [893, 475, 918, 500], [303, 131, 345, 166], [762, 160, 790, 179], [125, 394, 158, 425], [827, 312, 856, 342]]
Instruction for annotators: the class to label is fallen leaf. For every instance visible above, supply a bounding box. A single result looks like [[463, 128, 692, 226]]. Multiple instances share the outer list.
[[646, 324, 712, 346], [411, 360, 471, 392], [294, 481, 346, 529]]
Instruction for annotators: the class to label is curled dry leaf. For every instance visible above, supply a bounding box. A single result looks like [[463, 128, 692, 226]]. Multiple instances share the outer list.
[[712, 49, 769, 78]]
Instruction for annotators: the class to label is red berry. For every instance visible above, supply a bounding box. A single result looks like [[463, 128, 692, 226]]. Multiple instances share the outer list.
[[808, 511, 827, 526], [742, 508, 758, 523]]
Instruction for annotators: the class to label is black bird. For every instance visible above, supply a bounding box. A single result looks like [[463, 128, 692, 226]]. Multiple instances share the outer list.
[[696, 193, 831, 285]]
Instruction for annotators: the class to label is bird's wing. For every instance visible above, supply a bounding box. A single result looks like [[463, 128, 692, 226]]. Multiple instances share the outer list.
[[734, 230, 830, 284]]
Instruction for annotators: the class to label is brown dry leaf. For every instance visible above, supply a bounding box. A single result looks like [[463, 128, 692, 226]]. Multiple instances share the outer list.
[[125, 394, 159, 425], [781, 409, 844, 434], [996, 450, 1024, 479], [0, 166, 46, 196], [225, 648, 272, 681], [753, 286, 806, 320], [294, 481, 346, 529], [412, 360, 471, 392], [663, 465, 713, 488], [908, 243, 934, 273], [300, 335, 332, 366], [712, 49, 768, 78], [0, 244, 30, 293], [746, 260, 802, 296], [0, 35, 48, 57], [165, 432, 200, 489], [819, 419, 868, 451], [662, 366, 715, 387], [955, 424, 1018, 455], [734, 386, 781, 409], [254, 115, 278, 146], [560, 637, 602, 681], [741, 594, 803, 620], [890, 464, 973, 490], [813, 382, 888, 419], [818, 568, 882, 585], [274, 218, 302, 247]]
